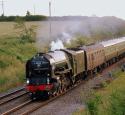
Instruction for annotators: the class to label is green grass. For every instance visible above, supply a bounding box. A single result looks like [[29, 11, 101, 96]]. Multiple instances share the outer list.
[[0, 35, 37, 92], [74, 69, 125, 115]]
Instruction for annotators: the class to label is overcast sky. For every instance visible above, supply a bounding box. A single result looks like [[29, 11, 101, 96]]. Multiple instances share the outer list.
[[2, 0, 125, 19]]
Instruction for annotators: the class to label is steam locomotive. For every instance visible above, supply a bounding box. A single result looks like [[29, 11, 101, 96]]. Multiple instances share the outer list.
[[26, 38, 125, 99]]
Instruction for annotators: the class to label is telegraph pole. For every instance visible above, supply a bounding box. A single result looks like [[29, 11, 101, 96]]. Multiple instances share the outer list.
[[0, 0, 4, 16], [33, 5, 35, 15], [49, 0, 52, 40]]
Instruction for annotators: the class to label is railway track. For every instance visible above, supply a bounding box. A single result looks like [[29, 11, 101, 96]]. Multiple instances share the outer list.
[[1, 80, 85, 115], [0, 87, 28, 106], [1, 58, 125, 115], [20, 81, 86, 115]]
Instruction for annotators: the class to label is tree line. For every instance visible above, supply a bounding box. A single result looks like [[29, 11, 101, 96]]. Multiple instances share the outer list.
[[0, 11, 47, 22]]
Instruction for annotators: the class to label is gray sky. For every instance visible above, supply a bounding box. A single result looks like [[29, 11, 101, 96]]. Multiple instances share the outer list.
[[2, 0, 125, 19]]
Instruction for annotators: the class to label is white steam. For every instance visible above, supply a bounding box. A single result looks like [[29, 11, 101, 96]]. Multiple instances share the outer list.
[[50, 39, 65, 51], [60, 32, 72, 44], [36, 16, 125, 51], [50, 32, 72, 51]]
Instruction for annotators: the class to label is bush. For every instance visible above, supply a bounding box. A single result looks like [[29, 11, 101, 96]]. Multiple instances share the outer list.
[[100, 81, 108, 88], [65, 35, 95, 48], [0, 61, 9, 68], [86, 93, 101, 115], [108, 90, 125, 115], [14, 17, 37, 43], [0, 15, 47, 22], [25, 15, 47, 21], [0, 77, 8, 86]]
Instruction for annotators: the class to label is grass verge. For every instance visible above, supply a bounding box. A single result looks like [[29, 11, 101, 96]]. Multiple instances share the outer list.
[[74, 69, 125, 115], [0, 36, 37, 92]]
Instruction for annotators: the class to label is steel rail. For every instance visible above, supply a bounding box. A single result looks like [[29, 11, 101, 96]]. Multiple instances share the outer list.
[[1, 100, 32, 115], [0, 87, 24, 100], [0, 92, 28, 106]]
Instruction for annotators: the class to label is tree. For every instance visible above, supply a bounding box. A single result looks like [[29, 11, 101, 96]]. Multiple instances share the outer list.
[[14, 17, 37, 43], [26, 11, 31, 16]]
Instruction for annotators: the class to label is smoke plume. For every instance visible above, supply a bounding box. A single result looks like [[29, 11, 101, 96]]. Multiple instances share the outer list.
[[50, 39, 65, 51], [36, 16, 125, 51]]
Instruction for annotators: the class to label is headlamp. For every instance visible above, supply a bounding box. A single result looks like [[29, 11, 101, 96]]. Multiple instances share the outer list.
[[47, 78, 50, 84], [27, 79, 29, 84]]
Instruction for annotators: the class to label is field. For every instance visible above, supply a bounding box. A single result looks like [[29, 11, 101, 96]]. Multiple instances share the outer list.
[[74, 69, 125, 115], [0, 22, 40, 37], [0, 21, 84, 38]]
